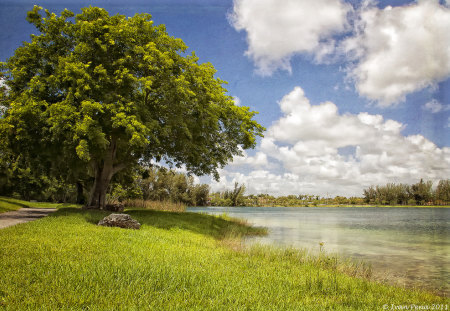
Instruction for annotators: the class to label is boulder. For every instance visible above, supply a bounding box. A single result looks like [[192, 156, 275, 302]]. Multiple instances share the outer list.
[[98, 214, 141, 229]]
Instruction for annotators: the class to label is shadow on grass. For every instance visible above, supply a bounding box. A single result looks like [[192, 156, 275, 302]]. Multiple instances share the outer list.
[[0, 197, 30, 209], [53, 207, 266, 240], [127, 209, 266, 239], [49, 207, 108, 224], [0, 197, 81, 210]]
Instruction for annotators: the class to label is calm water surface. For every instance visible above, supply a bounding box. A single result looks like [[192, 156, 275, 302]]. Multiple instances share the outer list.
[[188, 206, 449, 295]]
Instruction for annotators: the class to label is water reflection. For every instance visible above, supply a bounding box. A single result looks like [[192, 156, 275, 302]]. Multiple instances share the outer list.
[[188, 206, 449, 295]]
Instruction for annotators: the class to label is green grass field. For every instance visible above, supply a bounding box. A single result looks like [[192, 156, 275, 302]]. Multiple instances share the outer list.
[[0, 203, 447, 310], [0, 196, 80, 213]]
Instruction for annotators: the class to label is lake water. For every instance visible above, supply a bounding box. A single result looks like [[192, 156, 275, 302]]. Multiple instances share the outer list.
[[188, 206, 449, 295]]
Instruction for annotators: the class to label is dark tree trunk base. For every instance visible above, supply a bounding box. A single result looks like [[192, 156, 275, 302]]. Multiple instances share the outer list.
[[76, 181, 85, 205], [82, 204, 124, 212]]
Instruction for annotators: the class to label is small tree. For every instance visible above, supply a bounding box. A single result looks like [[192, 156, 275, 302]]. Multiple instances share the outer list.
[[411, 179, 433, 205], [0, 6, 264, 208], [435, 179, 450, 205], [363, 186, 376, 204], [223, 182, 246, 206], [189, 184, 210, 206]]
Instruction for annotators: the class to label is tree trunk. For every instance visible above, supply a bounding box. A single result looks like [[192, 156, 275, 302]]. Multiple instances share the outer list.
[[87, 162, 113, 209], [86, 138, 125, 209], [76, 181, 85, 204]]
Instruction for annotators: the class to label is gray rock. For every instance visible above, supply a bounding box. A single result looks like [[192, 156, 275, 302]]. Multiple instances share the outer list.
[[98, 214, 141, 229]]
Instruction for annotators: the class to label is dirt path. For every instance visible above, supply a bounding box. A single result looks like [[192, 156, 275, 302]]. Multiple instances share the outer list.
[[0, 208, 57, 229]]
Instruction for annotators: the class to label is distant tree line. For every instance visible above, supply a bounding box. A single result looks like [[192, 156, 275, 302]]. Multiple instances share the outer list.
[[210, 185, 365, 207], [211, 180, 449, 207], [363, 179, 450, 206]]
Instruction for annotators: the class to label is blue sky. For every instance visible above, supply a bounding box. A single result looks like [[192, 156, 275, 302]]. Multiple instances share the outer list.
[[1, 0, 449, 196]]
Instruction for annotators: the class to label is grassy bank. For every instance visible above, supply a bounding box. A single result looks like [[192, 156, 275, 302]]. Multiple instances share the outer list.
[[0, 196, 80, 213], [0, 206, 447, 310], [0, 196, 185, 214]]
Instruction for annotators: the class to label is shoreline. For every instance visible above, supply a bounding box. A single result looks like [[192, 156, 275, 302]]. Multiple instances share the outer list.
[[189, 206, 449, 296], [205, 204, 450, 208]]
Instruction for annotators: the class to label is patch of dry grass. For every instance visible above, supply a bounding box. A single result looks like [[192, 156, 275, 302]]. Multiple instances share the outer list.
[[123, 199, 186, 212]]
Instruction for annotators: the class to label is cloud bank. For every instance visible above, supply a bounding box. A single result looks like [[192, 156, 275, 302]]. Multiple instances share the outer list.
[[211, 87, 450, 196], [344, 0, 450, 105], [231, 0, 450, 106]]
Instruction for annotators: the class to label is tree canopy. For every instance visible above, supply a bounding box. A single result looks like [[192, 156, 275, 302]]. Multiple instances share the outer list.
[[0, 6, 264, 208]]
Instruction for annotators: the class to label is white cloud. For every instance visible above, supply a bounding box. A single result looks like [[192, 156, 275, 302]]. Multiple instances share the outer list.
[[423, 99, 450, 113], [343, 0, 450, 106], [229, 148, 269, 167], [210, 87, 450, 197], [0, 78, 8, 116], [229, 0, 351, 75], [230, 0, 450, 106], [233, 96, 241, 106], [0, 78, 9, 94]]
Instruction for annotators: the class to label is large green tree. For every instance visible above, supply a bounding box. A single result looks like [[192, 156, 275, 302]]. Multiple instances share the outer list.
[[0, 6, 264, 208]]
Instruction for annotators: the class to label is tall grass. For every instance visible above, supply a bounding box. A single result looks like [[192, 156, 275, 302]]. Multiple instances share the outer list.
[[124, 199, 186, 212]]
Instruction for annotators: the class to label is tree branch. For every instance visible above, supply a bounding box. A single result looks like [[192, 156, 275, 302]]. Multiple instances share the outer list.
[[145, 89, 150, 106], [113, 163, 127, 174]]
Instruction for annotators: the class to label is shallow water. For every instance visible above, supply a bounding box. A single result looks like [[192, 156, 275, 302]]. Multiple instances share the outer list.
[[188, 206, 449, 295]]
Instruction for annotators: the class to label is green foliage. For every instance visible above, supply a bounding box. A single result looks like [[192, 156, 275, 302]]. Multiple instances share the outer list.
[[131, 172, 212, 206], [435, 179, 450, 205], [0, 208, 445, 309], [211, 192, 366, 207], [363, 179, 448, 206], [0, 6, 264, 208], [411, 179, 433, 205], [189, 184, 210, 206], [109, 166, 210, 206], [211, 182, 246, 206], [210, 183, 450, 207], [0, 152, 77, 202]]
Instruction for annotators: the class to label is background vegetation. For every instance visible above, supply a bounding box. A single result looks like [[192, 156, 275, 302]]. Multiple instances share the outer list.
[[210, 179, 450, 207], [363, 179, 450, 206], [0, 165, 210, 209]]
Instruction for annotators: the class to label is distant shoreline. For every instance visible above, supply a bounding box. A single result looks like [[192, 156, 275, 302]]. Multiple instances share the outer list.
[[205, 204, 450, 208]]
